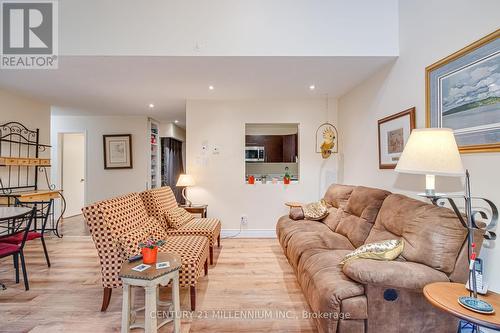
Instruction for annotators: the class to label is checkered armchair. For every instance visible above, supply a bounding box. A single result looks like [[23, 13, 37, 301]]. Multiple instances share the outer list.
[[140, 186, 221, 264], [82, 192, 209, 311]]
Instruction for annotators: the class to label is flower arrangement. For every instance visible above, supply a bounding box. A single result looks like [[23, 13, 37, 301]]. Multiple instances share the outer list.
[[139, 239, 165, 249], [139, 239, 165, 264]]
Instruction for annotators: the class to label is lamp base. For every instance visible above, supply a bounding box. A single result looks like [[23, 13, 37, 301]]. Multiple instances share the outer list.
[[182, 187, 192, 207]]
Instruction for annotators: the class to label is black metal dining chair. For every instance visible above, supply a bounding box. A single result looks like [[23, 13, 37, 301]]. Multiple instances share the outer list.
[[2, 200, 52, 267], [0, 207, 36, 291]]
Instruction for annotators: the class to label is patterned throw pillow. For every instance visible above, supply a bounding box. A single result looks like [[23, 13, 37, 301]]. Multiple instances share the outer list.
[[303, 200, 329, 221], [116, 228, 149, 258], [340, 239, 404, 265], [164, 207, 194, 229]]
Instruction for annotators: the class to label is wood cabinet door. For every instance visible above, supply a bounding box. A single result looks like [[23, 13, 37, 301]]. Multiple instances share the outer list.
[[282, 134, 297, 162]]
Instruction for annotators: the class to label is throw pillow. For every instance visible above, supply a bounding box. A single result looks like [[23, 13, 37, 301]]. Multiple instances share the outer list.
[[303, 200, 329, 221], [164, 207, 194, 229], [340, 239, 404, 265], [116, 228, 150, 259], [286, 200, 329, 221]]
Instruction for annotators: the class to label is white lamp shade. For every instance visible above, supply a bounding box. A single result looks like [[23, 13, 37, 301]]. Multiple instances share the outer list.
[[176, 174, 195, 187], [395, 128, 464, 176]]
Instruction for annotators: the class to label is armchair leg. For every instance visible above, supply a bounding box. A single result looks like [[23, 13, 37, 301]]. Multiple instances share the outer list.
[[190, 286, 196, 311], [209, 246, 214, 265], [40, 237, 51, 267], [101, 287, 112, 312], [217, 234, 220, 248], [204, 259, 208, 276]]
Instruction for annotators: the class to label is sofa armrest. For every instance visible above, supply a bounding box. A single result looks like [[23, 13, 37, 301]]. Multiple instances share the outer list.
[[343, 259, 449, 290]]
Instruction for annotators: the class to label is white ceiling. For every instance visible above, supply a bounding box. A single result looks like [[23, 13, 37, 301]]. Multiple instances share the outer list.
[[0, 56, 395, 127]]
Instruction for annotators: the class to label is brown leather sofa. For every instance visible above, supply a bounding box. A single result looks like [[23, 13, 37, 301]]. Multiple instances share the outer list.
[[276, 184, 483, 333]]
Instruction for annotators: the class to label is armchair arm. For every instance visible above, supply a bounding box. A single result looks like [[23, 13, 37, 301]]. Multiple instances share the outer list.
[[343, 259, 449, 290]]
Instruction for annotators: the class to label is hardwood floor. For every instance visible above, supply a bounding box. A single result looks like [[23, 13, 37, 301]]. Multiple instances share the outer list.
[[0, 216, 317, 332]]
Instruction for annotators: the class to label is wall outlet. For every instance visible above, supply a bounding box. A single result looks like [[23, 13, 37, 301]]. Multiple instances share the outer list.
[[240, 215, 248, 226]]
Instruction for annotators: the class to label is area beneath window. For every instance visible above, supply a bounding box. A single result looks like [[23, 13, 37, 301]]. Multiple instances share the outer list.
[[245, 123, 299, 183]]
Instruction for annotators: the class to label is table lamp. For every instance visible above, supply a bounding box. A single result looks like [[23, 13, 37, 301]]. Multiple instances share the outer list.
[[395, 128, 497, 316], [176, 174, 195, 207], [395, 128, 464, 196]]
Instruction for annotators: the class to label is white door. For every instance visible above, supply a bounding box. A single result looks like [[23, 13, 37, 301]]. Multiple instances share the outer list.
[[62, 133, 85, 218]]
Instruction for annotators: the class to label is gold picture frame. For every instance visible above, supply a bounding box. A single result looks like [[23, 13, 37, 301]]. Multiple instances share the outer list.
[[426, 29, 500, 154]]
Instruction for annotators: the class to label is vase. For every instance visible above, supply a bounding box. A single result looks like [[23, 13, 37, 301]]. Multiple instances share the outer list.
[[142, 247, 158, 264]]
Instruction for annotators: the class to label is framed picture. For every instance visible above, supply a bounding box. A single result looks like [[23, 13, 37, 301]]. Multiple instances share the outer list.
[[378, 108, 416, 169], [426, 29, 500, 153], [103, 134, 133, 169]]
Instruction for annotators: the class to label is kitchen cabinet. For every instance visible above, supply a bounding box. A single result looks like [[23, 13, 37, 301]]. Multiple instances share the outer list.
[[246, 134, 297, 163]]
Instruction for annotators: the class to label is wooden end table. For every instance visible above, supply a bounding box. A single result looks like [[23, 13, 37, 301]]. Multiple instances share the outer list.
[[180, 204, 207, 218], [424, 282, 500, 332], [119, 252, 182, 333]]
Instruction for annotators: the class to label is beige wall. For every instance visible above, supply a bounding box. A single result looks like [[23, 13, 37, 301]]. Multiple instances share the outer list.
[[51, 113, 150, 205], [338, 0, 500, 291], [0, 89, 51, 190], [186, 99, 338, 236]]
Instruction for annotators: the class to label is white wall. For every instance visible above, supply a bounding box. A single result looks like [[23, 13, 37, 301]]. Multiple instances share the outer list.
[[0, 89, 51, 190], [51, 113, 149, 205], [338, 0, 500, 291], [60, 0, 398, 56], [186, 99, 338, 236]]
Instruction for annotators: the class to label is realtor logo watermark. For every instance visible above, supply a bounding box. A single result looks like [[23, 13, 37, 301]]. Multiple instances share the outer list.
[[1, 0, 58, 69]]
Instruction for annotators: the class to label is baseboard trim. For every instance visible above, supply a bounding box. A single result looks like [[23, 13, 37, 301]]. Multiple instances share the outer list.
[[221, 229, 276, 238]]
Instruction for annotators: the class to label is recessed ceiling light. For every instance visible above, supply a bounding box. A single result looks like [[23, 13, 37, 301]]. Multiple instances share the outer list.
[[174, 120, 179, 124], [208, 85, 214, 90], [309, 85, 316, 91], [148, 103, 155, 108]]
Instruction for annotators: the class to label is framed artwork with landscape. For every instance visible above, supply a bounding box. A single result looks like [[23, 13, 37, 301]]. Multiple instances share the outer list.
[[426, 29, 500, 153], [378, 107, 416, 169], [103, 134, 133, 169]]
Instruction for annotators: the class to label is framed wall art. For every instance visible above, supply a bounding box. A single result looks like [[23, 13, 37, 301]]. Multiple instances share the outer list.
[[103, 134, 133, 169], [426, 29, 500, 153], [315, 123, 338, 159], [378, 107, 416, 169]]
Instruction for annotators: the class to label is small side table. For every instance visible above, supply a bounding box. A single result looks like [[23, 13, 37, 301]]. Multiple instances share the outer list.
[[181, 204, 207, 218], [424, 282, 500, 332], [120, 253, 182, 333]]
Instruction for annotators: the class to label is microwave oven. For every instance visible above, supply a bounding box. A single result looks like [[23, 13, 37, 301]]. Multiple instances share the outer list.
[[245, 146, 265, 162]]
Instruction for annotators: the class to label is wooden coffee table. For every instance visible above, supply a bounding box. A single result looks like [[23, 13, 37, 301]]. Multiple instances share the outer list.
[[424, 282, 500, 331], [119, 252, 182, 333]]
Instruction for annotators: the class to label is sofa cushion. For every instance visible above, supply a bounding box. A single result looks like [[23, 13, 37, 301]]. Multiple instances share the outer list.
[[165, 207, 194, 229], [343, 259, 449, 291], [276, 216, 330, 249], [335, 186, 390, 247], [286, 231, 354, 270], [296, 249, 366, 333], [365, 194, 467, 274], [322, 206, 344, 232], [165, 217, 221, 246], [323, 184, 355, 208]]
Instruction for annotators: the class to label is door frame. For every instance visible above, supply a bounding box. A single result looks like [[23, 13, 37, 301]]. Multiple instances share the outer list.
[[57, 131, 88, 217]]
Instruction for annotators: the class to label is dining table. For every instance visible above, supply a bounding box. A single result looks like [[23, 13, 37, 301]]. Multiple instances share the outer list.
[[0, 206, 33, 290]]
